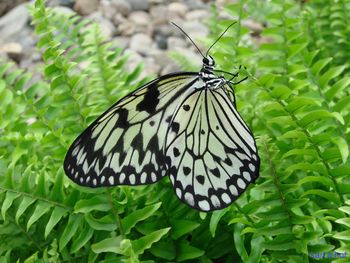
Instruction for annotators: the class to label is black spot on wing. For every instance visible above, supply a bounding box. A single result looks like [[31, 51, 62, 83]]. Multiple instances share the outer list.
[[171, 122, 180, 133], [211, 168, 220, 178], [196, 175, 205, 185], [183, 105, 190, 111], [116, 108, 129, 128], [173, 147, 180, 157], [183, 166, 191, 175], [136, 86, 160, 114]]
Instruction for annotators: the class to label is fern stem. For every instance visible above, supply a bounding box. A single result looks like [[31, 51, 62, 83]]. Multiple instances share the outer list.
[[0, 186, 72, 210], [262, 139, 293, 226], [7, 216, 43, 252], [106, 189, 125, 238]]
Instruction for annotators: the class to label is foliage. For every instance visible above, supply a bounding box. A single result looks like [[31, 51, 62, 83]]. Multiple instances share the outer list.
[[0, 0, 349, 262]]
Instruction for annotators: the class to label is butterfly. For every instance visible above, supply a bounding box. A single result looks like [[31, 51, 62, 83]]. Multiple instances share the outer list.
[[64, 22, 260, 212]]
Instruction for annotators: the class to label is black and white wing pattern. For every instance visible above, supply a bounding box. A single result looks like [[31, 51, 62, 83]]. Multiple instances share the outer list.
[[64, 54, 260, 212], [64, 73, 199, 187], [164, 80, 259, 211]]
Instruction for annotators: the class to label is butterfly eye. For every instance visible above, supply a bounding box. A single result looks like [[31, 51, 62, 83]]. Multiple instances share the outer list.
[[203, 57, 209, 64]]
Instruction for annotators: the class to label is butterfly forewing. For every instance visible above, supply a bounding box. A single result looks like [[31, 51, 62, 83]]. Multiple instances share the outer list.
[[165, 83, 259, 211], [64, 73, 199, 187]]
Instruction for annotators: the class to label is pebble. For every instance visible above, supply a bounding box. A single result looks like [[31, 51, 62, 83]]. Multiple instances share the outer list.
[[112, 0, 131, 16], [0, 4, 29, 45], [128, 11, 151, 27], [168, 2, 188, 18], [74, 0, 99, 16], [87, 12, 116, 38], [185, 9, 209, 21], [149, 5, 168, 25], [0, 0, 262, 84], [167, 36, 187, 50], [129, 33, 153, 55], [0, 42, 23, 62], [128, 0, 150, 11], [182, 21, 209, 39]]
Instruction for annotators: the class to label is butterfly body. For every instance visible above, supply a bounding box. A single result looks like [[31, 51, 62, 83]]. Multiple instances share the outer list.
[[64, 54, 259, 211]]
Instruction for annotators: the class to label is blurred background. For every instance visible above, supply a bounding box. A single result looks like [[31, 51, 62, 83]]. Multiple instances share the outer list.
[[0, 0, 263, 79]]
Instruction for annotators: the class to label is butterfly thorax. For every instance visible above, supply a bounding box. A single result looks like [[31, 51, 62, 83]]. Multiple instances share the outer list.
[[199, 56, 225, 90]]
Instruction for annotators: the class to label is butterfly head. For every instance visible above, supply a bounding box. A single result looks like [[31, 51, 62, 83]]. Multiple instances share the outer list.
[[203, 55, 215, 67], [201, 55, 216, 75]]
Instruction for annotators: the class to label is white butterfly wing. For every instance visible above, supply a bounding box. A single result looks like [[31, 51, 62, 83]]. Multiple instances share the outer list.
[[165, 82, 259, 211], [64, 73, 199, 187]]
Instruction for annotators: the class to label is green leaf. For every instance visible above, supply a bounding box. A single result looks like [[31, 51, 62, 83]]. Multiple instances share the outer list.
[[27, 201, 52, 230], [283, 149, 317, 158], [149, 241, 176, 260], [15, 196, 36, 223], [234, 223, 248, 261], [74, 195, 110, 213], [176, 242, 205, 262], [70, 227, 94, 253], [299, 110, 334, 127], [286, 97, 317, 113], [326, 77, 350, 99], [332, 137, 349, 163], [132, 227, 170, 255], [122, 202, 161, 234], [335, 218, 350, 228], [59, 214, 83, 251], [311, 57, 332, 76], [170, 219, 200, 239], [319, 65, 346, 88], [302, 190, 340, 204], [45, 206, 68, 239], [1, 192, 20, 220], [333, 230, 350, 241], [210, 209, 228, 237], [91, 236, 123, 254], [84, 213, 116, 231]]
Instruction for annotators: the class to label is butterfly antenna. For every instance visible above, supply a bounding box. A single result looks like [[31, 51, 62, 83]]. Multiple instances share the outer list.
[[171, 22, 206, 59], [206, 21, 237, 57]]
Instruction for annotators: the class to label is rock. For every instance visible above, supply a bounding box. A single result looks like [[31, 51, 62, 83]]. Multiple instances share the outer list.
[[113, 36, 130, 49], [53, 6, 75, 15], [0, 42, 24, 62], [185, 9, 209, 21], [184, 0, 206, 10], [149, 5, 168, 25], [59, 0, 76, 8], [153, 24, 174, 39], [112, 13, 127, 26], [167, 36, 187, 50], [0, 0, 27, 17], [101, 0, 131, 19], [112, 0, 131, 16], [0, 4, 30, 45], [182, 21, 209, 39], [128, 0, 149, 11], [128, 11, 151, 27], [129, 33, 153, 55], [100, 0, 114, 19], [74, 0, 99, 16], [168, 2, 188, 18], [117, 20, 135, 36], [87, 12, 116, 38], [154, 34, 167, 50], [242, 19, 264, 35]]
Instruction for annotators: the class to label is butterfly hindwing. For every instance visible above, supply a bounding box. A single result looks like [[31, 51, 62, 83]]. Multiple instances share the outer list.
[[64, 73, 199, 187], [165, 83, 259, 211]]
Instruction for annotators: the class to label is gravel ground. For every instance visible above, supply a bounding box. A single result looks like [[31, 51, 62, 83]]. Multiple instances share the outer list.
[[0, 0, 262, 79]]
